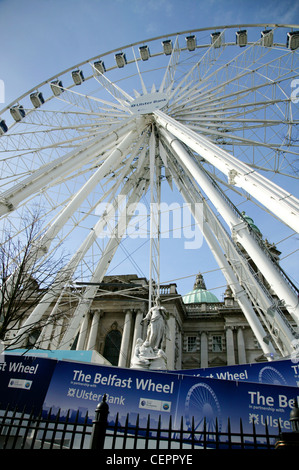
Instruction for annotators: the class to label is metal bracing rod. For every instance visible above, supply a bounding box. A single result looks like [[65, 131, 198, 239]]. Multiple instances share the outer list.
[[91, 62, 134, 110], [33, 137, 149, 343], [10, 136, 150, 349], [165, 157, 277, 358], [6, 127, 141, 286], [154, 110, 299, 234], [0, 117, 139, 217], [58, 171, 151, 350], [167, 30, 226, 104], [38, 129, 139, 252], [158, 125, 299, 327], [2, 140, 139, 314], [170, 37, 295, 115], [148, 129, 161, 308], [159, 36, 180, 94], [164, 145, 295, 355]]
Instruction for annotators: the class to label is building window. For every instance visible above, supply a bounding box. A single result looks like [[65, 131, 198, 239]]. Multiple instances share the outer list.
[[187, 336, 197, 352], [212, 335, 223, 352], [103, 330, 122, 366]]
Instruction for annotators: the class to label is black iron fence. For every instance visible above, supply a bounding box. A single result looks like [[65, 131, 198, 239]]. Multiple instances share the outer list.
[[0, 396, 298, 450]]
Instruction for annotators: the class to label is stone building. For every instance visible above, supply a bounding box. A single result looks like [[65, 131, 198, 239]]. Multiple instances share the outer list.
[[34, 271, 272, 371], [6, 214, 294, 371]]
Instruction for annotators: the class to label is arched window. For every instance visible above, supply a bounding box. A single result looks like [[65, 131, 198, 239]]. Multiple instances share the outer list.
[[103, 330, 122, 366]]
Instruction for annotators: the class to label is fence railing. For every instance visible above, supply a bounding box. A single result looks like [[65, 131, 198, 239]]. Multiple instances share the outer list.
[[0, 396, 298, 450]]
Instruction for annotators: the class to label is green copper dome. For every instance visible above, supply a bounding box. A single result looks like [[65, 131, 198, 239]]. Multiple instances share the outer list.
[[182, 273, 219, 304], [241, 211, 262, 236]]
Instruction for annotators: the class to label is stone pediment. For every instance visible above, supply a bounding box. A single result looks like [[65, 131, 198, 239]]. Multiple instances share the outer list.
[[208, 355, 226, 366]]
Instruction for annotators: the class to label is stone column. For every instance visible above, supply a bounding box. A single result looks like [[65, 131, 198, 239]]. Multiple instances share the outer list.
[[118, 310, 132, 368], [237, 327, 247, 364], [76, 312, 90, 350], [176, 326, 182, 370], [200, 332, 209, 368], [226, 327, 235, 365], [87, 310, 100, 351], [165, 314, 176, 370], [131, 309, 144, 352]]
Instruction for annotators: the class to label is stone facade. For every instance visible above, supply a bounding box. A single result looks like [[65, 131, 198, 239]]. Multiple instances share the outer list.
[[9, 271, 292, 370], [27, 273, 277, 371]]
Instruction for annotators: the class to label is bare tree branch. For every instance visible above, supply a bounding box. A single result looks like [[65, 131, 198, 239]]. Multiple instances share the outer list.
[[0, 208, 71, 349]]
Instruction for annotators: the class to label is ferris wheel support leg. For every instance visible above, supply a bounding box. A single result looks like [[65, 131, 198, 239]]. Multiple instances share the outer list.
[[154, 110, 299, 234], [57, 173, 150, 350], [157, 125, 299, 327], [38, 129, 139, 250], [169, 165, 277, 359], [148, 130, 161, 309], [10, 136, 150, 349], [166, 152, 294, 356], [0, 118, 140, 218]]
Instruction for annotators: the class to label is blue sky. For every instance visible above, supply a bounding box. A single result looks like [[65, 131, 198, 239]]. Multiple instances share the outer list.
[[0, 0, 298, 297], [1, 0, 298, 104]]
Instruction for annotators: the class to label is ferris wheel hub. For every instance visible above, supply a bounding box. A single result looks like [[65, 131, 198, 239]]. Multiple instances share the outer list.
[[130, 92, 168, 115]]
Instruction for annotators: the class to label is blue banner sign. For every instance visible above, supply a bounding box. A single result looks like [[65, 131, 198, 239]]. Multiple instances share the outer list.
[[172, 358, 299, 387], [43, 360, 299, 445], [0, 354, 57, 410]]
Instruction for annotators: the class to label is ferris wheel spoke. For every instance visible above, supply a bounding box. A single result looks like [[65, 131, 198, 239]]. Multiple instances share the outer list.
[[159, 36, 181, 94], [167, 31, 227, 104], [0, 117, 141, 217], [167, 36, 269, 111], [55, 85, 131, 117], [57, 169, 151, 350], [154, 109, 299, 233], [90, 65, 134, 112], [37, 128, 149, 251], [169, 45, 298, 120], [5, 130, 151, 349]]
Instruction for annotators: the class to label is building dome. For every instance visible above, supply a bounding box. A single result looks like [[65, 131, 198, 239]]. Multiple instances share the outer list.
[[182, 273, 219, 304], [241, 211, 262, 236]]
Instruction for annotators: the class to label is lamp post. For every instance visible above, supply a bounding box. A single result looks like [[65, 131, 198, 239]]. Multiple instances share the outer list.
[[90, 394, 109, 450]]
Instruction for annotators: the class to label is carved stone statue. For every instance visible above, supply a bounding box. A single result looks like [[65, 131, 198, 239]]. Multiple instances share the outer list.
[[130, 297, 170, 370], [142, 297, 170, 351]]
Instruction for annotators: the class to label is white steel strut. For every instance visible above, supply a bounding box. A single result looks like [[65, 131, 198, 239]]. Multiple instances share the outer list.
[[148, 129, 161, 308], [0, 118, 139, 217], [154, 110, 299, 234], [58, 170, 150, 350], [160, 133, 296, 355], [155, 117, 299, 327], [165, 156, 278, 358]]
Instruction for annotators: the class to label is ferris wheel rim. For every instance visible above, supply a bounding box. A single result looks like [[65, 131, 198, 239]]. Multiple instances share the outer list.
[[0, 22, 298, 183], [1, 22, 299, 116], [0, 22, 298, 227], [1, 23, 298, 357]]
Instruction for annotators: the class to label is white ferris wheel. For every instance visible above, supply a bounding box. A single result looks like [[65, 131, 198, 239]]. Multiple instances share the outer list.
[[1, 24, 299, 359]]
